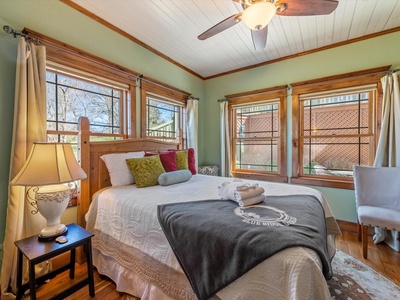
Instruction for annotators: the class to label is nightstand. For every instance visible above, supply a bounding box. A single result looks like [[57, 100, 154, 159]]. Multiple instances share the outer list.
[[15, 223, 95, 300]]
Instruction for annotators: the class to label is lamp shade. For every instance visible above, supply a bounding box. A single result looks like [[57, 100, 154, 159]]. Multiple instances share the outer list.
[[11, 143, 87, 186], [241, 2, 276, 30]]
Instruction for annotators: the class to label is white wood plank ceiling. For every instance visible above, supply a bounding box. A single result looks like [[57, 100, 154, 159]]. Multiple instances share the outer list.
[[69, 0, 400, 79]]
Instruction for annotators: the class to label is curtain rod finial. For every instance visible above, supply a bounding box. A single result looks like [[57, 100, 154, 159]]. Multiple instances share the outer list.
[[3, 25, 14, 34], [188, 95, 199, 101]]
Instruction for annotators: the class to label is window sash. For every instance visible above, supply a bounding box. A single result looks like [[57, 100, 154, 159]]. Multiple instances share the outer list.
[[140, 78, 189, 148], [300, 91, 374, 138], [46, 69, 127, 139], [233, 137, 280, 173], [145, 96, 183, 142]]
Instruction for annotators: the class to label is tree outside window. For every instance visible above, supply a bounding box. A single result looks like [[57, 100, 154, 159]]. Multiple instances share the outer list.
[[46, 71, 123, 144]]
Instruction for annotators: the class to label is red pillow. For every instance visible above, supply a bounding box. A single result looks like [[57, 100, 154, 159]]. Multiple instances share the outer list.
[[168, 148, 196, 175], [145, 151, 177, 172]]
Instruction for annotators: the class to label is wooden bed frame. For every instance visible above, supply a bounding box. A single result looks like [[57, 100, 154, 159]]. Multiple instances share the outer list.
[[77, 116, 179, 230]]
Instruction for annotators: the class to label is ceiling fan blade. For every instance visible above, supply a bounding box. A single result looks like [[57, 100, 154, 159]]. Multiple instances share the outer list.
[[276, 0, 338, 16], [198, 13, 242, 40], [251, 26, 268, 51]]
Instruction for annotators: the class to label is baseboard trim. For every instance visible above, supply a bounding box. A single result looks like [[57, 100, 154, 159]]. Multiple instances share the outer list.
[[337, 219, 359, 233], [336, 219, 376, 236]]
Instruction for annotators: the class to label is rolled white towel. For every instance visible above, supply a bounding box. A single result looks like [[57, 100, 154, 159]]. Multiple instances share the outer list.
[[234, 186, 265, 201], [218, 180, 262, 200], [235, 183, 259, 191], [238, 194, 266, 207], [218, 180, 244, 200]]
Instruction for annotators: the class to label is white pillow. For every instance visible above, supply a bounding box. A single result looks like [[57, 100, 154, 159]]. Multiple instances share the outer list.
[[100, 151, 145, 186]]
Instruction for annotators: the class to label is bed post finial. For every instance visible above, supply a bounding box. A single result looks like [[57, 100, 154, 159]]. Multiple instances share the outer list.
[[76, 116, 91, 263], [77, 116, 90, 229]]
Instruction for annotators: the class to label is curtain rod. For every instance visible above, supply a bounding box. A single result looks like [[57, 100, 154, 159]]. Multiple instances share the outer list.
[[217, 98, 228, 103], [3, 25, 40, 43], [5, 25, 196, 97], [188, 96, 200, 101], [5, 26, 140, 81], [389, 68, 400, 74]]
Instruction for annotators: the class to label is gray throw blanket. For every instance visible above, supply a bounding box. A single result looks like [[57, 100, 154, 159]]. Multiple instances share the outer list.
[[157, 195, 332, 300]]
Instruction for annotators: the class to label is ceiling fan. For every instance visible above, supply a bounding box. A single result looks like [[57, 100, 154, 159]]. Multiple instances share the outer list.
[[198, 0, 339, 51]]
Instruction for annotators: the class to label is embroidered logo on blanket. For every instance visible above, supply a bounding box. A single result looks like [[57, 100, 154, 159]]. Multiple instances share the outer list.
[[234, 205, 297, 226]]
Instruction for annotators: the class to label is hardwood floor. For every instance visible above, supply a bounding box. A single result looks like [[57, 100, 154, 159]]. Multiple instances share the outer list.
[[335, 223, 400, 286], [28, 224, 399, 299]]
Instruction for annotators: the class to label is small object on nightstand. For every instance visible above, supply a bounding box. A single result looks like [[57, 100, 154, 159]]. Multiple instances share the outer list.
[[55, 235, 68, 243], [198, 164, 219, 176]]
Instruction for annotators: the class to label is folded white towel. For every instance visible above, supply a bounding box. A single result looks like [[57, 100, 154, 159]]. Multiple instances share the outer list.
[[238, 194, 266, 207], [218, 180, 265, 207], [218, 181, 262, 199], [218, 180, 245, 200], [235, 183, 259, 191], [234, 186, 265, 201]]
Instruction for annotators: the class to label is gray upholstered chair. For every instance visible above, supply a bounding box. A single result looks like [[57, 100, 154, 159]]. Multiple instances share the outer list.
[[353, 165, 400, 259]]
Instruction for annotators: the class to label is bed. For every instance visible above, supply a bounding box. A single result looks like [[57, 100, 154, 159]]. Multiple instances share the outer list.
[[77, 117, 341, 300]]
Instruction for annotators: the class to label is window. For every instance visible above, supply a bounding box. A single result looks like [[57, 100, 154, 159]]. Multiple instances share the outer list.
[[227, 86, 287, 182], [291, 67, 388, 189], [140, 78, 189, 147], [145, 96, 184, 142], [46, 68, 128, 149], [25, 28, 140, 146]]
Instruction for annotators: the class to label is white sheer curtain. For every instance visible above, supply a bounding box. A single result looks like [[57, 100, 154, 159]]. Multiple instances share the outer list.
[[220, 100, 231, 177], [1, 38, 48, 299], [186, 98, 198, 169], [372, 71, 400, 251]]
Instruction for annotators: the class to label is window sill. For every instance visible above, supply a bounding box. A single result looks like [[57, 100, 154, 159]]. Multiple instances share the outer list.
[[290, 176, 354, 190], [231, 171, 288, 183]]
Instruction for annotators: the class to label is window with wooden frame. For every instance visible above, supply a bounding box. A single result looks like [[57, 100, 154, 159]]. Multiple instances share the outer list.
[[291, 66, 389, 189], [25, 28, 138, 141], [227, 86, 287, 183], [46, 64, 130, 146], [140, 78, 189, 148]]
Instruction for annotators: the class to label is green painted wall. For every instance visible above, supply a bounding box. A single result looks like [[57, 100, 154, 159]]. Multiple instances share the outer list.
[[1, 0, 400, 255]]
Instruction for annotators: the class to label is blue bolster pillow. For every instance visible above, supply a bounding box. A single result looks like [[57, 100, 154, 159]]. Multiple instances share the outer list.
[[158, 170, 192, 186]]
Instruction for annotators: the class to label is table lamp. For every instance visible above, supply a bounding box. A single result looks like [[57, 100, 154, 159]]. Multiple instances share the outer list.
[[11, 142, 87, 241]]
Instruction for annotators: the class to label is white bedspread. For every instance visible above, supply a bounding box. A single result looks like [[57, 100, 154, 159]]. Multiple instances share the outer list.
[[86, 174, 340, 300]]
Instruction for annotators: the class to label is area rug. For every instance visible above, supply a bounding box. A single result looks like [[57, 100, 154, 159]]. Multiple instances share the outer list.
[[328, 250, 400, 299], [124, 249, 400, 300]]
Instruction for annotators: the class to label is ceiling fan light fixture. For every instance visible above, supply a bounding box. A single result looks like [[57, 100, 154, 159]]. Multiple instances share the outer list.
[[241, 2, 276, 30]]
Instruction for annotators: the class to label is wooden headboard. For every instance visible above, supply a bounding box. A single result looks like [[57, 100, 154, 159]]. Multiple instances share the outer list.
[[77, 116, 179, 228]]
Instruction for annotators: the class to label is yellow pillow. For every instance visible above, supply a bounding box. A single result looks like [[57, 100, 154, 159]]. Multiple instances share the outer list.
[[126, 155, 165, 188], [176, 151, 188, 170]]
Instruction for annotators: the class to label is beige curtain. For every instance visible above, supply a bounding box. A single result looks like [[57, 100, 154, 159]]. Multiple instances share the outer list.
[[373, 71, 400, 251], [375, 72, 400, 166], [220, 100, 231, 177], [187, 98, 199, 169], [1, 38, 48, 299]]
